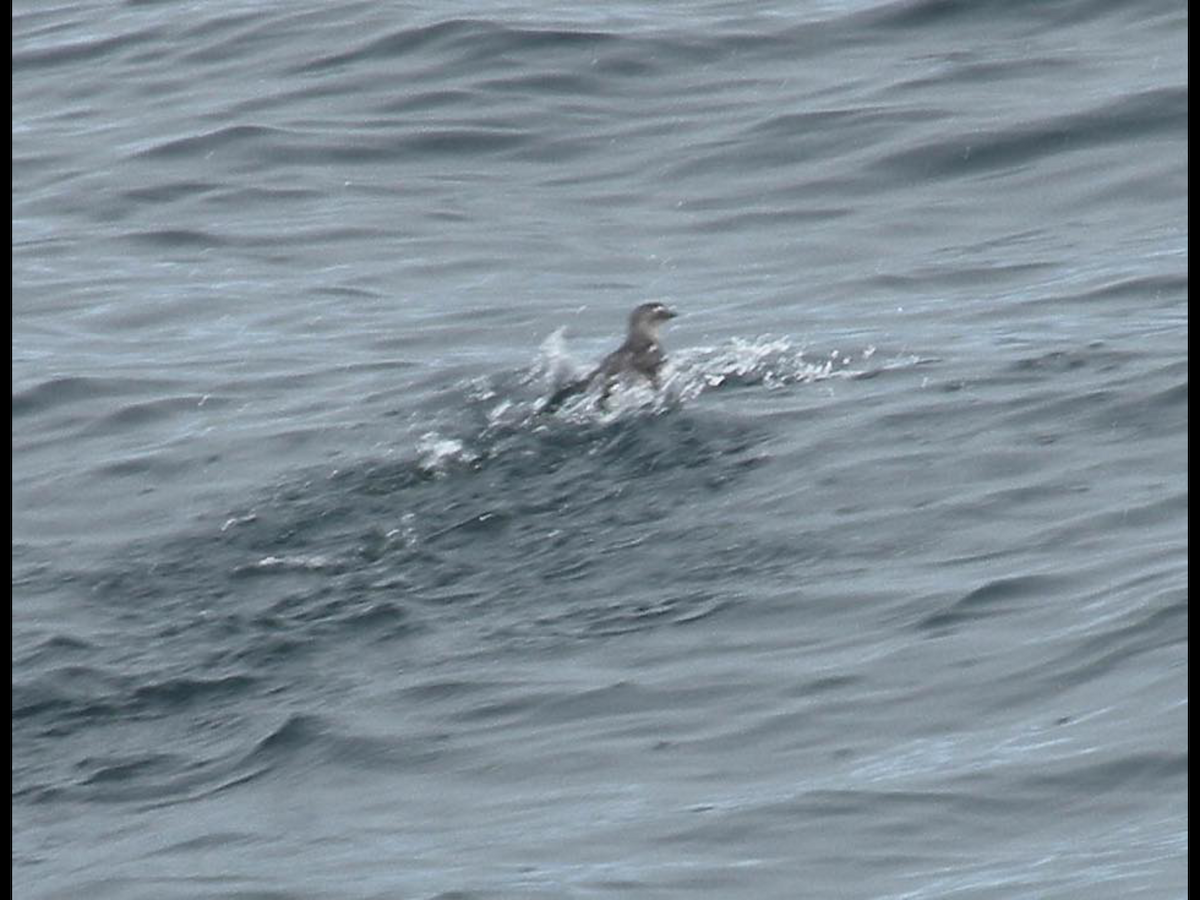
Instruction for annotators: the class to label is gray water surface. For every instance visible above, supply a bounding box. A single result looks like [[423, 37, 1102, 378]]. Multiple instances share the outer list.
[[12, 1, 1188, 898]]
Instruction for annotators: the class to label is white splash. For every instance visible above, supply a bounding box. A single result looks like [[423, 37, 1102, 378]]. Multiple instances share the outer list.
[[252, 555, 336, 571], [529, 326, 585, 389], [416, 431, 477, 475], [666, 335, 862, 402], [518, 332, 892, 421], [220, 512, 257, 532]]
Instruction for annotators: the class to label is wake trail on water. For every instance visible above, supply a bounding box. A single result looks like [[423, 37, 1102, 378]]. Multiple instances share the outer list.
[[408, 330, 924, 476]]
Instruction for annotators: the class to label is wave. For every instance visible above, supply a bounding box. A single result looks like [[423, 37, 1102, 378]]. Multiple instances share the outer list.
[[14, 335, 903, 748]]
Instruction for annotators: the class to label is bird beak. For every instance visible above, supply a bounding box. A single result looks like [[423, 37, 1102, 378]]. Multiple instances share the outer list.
[[664, 308, 679, 319]]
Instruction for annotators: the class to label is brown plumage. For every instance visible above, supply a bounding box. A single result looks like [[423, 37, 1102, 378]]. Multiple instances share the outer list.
[[543, 302, 678, 412]]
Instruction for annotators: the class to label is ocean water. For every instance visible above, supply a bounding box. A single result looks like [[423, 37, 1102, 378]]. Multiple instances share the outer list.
[[11, 1, 1188, 898]]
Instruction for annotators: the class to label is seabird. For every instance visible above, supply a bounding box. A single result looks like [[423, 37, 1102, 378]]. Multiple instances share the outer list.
[[543, 302, 679, 412]]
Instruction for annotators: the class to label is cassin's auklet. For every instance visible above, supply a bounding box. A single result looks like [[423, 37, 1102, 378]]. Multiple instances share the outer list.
[[543, 302, 678, 412]]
